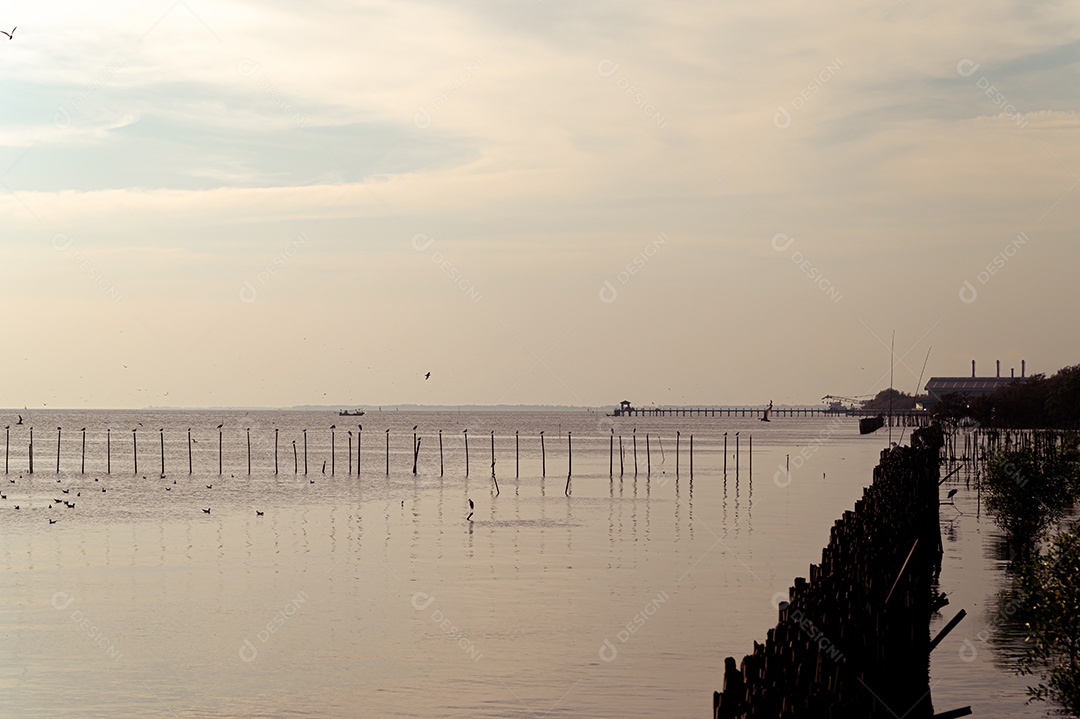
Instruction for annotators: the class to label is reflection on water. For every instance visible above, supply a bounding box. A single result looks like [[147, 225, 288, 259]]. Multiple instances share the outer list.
[[0, 410, 1026, 717]]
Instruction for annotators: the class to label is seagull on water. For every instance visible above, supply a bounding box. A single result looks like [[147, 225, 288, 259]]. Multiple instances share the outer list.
[[256, 510, 264, 516], [0, 28, 15, 40], [202, 508, 211, 514]]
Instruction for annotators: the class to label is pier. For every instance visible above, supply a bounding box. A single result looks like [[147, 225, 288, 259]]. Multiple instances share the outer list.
[[611, 402, 929, 425]]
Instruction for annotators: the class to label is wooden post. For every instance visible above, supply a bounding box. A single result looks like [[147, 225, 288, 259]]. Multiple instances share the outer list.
[[540, 431, 545, 477], [132, 428, 137, 475], [413, 436, 422, 475], [619, 435, 624, 477], [676, 431, 680, 477], [274, 429, 279, 475], [412, 428, 417, 475], [219, 428, 223, 475], [515, 431, 519, 478], [107, 429, 111, 474], [464, 429, 469, 477], [304, 429, 308, 475], [357, 425, 362, 474], [348, 432, 352, 475], [633, 429, 637, 476], [80, 428, 86, 473], [160, 428, 165, 476], [748, 434, 752, 476], [646, 433, 651, 474], [56, 426, 61, 473], [188, 429, 193, 474], [331, 427, 335, 476], [385, 429, 389, 475], [609, 430, 614, 477], [439, 430, 444, 477], [690, 434, 693, 478], [5, 425, 8, 474], [292, 440, 298, 474], [29, 427, 33, 474], [490, 430, 495, 476], [247, 428, 252, 475], [735, 432, 739, 474], [565, 431, 572, 496]]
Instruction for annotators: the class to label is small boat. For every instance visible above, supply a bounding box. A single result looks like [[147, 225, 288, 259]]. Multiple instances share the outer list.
[[859, 415, 885, 435], [339, 409, 365, 417]]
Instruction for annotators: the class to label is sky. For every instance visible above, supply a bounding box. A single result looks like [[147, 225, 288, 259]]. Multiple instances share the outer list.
[[0, 1, 1077, 409]]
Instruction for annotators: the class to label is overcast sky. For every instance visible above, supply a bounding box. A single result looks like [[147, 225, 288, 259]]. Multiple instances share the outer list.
[[1, 1, 1077, 409]]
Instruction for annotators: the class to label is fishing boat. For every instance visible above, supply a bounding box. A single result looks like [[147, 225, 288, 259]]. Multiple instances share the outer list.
[[339, 409, 365, 417], [859, 415, 885, 435]]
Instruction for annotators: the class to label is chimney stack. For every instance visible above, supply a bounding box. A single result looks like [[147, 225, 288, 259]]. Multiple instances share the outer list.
[[1011, 368, 1015, 378], [996, 359, 1000, 378], [972, 359, 976, 378], [1022, 359, 1026, 378]]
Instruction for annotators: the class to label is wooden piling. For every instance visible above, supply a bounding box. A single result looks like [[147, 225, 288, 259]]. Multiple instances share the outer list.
[[689, 434, 693, 478], [385, 429, 389, 476], [633, 429, 638, 476], [160, 428, 165, 476], [219, 428, 224, 475], [29, 427, 33, 474], [565, 431, 572, 496], [274, 429, 278, 475], [646, 433, 651, 474], [304, 429, 309, 475], [56, 427, 61, 473], [132, 428, 137, 475], [107, 429, 110, 474], [413, 436, 421, 476], [735, 432, 739, 474], [439, 429, 443, 477], [723, 433, 727, 473], [348, 432, 352, 475], [4, 425, 8, 474], [619, 435, 624, 477], [489, 430, 495, 477], [676, 431, 680, 477], [292, 440, 298, 474], [464, 429, 469, 477], [331, 428, 335, 476], [357, 425, 362, 474], [748, 434, 751, 476], [515, 431, 519, 478], [609, 430, 614, 477], [188, 429, 193, 474], [540, 431, 545, 477]]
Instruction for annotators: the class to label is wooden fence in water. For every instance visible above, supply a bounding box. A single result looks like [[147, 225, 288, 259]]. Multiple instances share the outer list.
[[712, 424, 970, 718]]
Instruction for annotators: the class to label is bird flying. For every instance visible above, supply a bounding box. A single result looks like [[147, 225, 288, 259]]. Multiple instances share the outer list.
[[425, 372, 431, 380], [0, 28, 15, 40]]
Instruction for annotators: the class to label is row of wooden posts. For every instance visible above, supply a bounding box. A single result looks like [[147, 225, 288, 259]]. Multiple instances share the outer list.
[[2, 426, 758, 480]]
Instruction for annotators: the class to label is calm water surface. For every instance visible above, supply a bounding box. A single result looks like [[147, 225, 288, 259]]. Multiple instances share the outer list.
[[0, 411, 1047, 717]]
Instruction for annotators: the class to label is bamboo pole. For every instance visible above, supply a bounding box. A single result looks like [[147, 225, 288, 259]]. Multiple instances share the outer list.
[[464, 429, 469, 477], [56, 426, 61, 473], [540, 431, 545, 477], [132, 428, 137, 475], [439, 429, 443, 477], [274, 429, 279, 475], [107, 429, 111, 474], [160, 428, 165, 476], [188, 429, 193, 474]]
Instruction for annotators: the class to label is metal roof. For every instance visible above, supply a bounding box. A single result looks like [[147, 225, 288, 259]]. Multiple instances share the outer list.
[[924, 377, 1022, 394]]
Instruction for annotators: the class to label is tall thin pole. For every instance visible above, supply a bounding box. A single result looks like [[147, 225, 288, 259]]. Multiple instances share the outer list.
[[567, 431, 572, 477], [619, 435, 624, 477], [357, 425, 362, 474], [247, 428, 252, 475], [107, 429, 111, 474], [490, 431, 495, 477], [609, 429, 614, 477], [29, 427, 33, 474], [292, 440, 298, 474], [56, 427, 61, 473], [385, 429, 389, 475], [439, 429, 444, 477], [219, 428, 223, 475], [464, 430, 470, 477], [5, 426, 9, 474], [348, 432, 352, 475], [676, 431, 680, 477], [132, 428, 137, 475], [540, 431, 546, 477], [748, 434, 752, 476], [274, 429, 279, 475], [515, 431, 519, 478], [690, 434, 694, 478], [160, 428, 165, 476], [735, 432, 740, 474], [633, 429, 637, 476], [331, 427, 335, 476], [303, 429, 308, 475], [723, 432, 727, 473], [188, 429, 193, 474], [646, 433, 651, 474]]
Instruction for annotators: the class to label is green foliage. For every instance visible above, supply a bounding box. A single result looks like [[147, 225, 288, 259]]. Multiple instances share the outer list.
[[982, 449, 1078, 547], [1018, 525, 1080, 711]]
